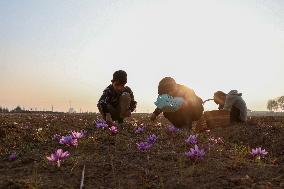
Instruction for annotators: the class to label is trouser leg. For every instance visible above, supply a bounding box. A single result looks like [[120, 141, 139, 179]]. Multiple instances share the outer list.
[[191, 97, 204, 121], [230, 106, 241, 123], [164, 108, 192, 129], [119, 92, 131, 118], [107, 104, 120, 122], [104, 93, 131, 124]]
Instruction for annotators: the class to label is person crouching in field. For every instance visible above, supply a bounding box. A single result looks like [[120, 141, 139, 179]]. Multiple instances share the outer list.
[[97, 70, 137, 125], [213, 90, 247, 123], [150, 77, 204, 129]]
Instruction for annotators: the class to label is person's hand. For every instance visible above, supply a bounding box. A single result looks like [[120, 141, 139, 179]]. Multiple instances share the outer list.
[[105, 113, 113, 122], [150, 113, 157, 121]]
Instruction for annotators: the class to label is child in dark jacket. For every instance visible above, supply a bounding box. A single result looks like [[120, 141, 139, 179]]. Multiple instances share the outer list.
[[97, 70, 137, 124], [150, 77, 204, 129]]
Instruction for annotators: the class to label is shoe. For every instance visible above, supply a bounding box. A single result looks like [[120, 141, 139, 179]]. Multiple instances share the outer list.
[[117, 122, 125, 129]]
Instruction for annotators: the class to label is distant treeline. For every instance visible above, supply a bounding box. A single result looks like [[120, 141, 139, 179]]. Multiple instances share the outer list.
[[0, 107, 9, 113], [0, 106, 63, 114], [0, 106, 96, 114], [267, 96, 284, 112], [248, 111, 284, 117]]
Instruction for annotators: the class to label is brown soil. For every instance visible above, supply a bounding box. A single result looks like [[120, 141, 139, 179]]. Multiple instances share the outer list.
[[0, 113, 283, 189]]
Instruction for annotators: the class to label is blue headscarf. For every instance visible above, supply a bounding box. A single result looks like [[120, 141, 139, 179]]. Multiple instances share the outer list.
[[154, 94, 184, 112]]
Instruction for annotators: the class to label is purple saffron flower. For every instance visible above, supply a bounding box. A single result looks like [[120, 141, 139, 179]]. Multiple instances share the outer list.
[[109, 126, 118, 135], [185, 135, 198, 145], [167, 125, 180, 132], [59, 135, 78, 146], [71, 130, 87, 139], [8, 152, 17, 161], [96, 119, 108, 129], [52, 134, 62, 141], [147, 134, 157, 144], [250, 147, 268, 158], [185, 145, 205, 160], [136, 142, 153, 151], [134, 126, 145, 134], [46, 149, 70, 167]]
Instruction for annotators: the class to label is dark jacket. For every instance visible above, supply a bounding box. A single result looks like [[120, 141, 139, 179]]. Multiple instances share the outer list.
[[97, 85, 137, 114], [222, 90, 247, 122]]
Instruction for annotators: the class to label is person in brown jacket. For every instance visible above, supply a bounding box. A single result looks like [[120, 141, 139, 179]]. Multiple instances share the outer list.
[[150, 77, 204, 129]]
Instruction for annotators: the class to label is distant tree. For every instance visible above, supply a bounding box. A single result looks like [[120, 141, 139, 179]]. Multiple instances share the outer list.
[[277, 96, 284, 111], [2, 107, 9, 113], [12, 106, 23, 113], [267, 99, 278, 111]]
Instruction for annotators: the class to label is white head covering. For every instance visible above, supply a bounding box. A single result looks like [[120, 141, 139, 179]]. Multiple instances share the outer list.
[[228, 90, 242, 96]]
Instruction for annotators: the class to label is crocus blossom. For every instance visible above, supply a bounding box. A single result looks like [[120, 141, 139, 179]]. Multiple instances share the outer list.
[[147, 134, 157, 144], [185, 135, 198, 145], [59, 135, 78, 146], [8, 152, 17, 161], [109, 126, 118, 135], [96, 119, 108, 129], [52, 134, 62, 141], [134, 126, 145, 134], [185, 145, 205, 160], [136, 142, 153, 151], [46, 149, 70, 167], [167, 125, 180, 132], [250, 147, 268, 158], [71, 130, 87, 139]]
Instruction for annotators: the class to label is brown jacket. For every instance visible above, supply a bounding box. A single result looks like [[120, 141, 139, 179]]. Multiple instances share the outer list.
[[153, 84, 204, 122]]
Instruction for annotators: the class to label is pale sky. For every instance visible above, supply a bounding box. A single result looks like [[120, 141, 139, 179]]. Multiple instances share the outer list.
[[0, 0, 284, 112]]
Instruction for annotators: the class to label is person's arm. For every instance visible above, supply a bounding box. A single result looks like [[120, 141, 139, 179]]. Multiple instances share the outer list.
[[150, 108, 162, 121], [126, 87, 137, 112], [97, 88, 112, 114], [153, 108, 162, 116]]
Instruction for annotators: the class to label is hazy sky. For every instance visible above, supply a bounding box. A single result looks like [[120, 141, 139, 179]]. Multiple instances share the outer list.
[[1, 0, 284, 112]]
